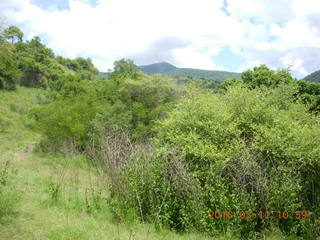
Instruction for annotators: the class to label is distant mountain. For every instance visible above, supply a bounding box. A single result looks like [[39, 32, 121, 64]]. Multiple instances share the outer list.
[[139, 62, 178, 74], [139, 62, 241, 81], [98, 72, 109, 78], [304, 70, 320, 82]]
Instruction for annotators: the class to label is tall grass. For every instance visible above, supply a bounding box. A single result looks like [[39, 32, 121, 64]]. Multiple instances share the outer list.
[[0, 161, 21, 224]]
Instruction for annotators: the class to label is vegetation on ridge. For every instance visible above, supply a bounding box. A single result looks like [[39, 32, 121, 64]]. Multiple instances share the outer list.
[[1, 25, 320, 239], [304, 69, 320, 83]]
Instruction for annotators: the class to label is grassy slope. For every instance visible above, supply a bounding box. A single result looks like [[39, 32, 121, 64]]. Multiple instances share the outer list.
[[0, 87, 290, 240]]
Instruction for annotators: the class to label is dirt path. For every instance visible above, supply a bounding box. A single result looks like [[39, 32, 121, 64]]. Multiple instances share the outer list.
[[12, 144, 35, 163]]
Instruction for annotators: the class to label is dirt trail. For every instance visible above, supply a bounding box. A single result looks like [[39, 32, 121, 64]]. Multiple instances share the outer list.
[[12, 144, 35, 162]]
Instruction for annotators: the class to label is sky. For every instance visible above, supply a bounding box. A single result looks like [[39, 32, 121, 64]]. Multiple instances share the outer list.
[[1, 0, 320, 78]]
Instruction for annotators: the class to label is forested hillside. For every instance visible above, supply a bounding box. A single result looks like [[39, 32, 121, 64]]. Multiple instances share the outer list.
[[140, 62, 242, 81], [100, 62, 241, 82], [1, 25, 320, 240], [304, 70, 320, 82]]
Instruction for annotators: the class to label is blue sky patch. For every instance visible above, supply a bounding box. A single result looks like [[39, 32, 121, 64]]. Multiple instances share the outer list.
[[221, 0, 230, 16], [31, 0, 70, 10], [31, 0, 99, 11], [213, 47, 245, 72]]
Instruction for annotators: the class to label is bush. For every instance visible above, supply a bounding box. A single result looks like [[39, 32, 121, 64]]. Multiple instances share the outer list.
[[108, 84, 320, 238], [0, 43, 20, 90], [33, 93, 98, 151], [34, 72, 179, 151], [241, 65, 294, 89]]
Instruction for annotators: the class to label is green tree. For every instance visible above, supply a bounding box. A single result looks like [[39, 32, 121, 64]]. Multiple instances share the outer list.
[[113, 58, 140, 73], [3, 26, 23, 44], [14, 36, 66, 87], [296, 80, 320, 113], [0, 42, 20, 90], [220, 77, 242, 91], [75, 57, 98, 74], [242, 64, 293, 88]]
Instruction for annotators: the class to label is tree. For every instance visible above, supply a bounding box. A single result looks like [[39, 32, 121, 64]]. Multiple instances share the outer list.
[[14, 36, 64, 87], [296, 80, 320, 113], [0, 18, 5, 42], [220, 77, 242, 91], [75, 58, 97, 72], [0, 43, 20, 90], [241, 64, 294, 89], [113, 58, 140, 73], [3, 26, 23, 44]]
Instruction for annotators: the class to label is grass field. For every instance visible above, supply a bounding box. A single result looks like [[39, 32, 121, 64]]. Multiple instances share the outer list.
[[0, 87, 292, 240]]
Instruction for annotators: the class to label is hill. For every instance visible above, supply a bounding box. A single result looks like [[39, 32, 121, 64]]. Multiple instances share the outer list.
[[139, 62, 241, 81], [139, 62, 177, 74], [98, 62, 241, 81], [304, 70, 320, 82]]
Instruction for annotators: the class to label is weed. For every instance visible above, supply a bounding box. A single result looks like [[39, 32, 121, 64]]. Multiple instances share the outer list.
[[47, 181, 61, 202], [0, 162, 21, 223], [0, 162, 9, 186]]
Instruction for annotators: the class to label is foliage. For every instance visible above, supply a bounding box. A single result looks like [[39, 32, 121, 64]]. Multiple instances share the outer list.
[[113, 58, 140, 74], [56, 56, 81, 71], [241, 65, 294, 89], [140, 62, 241, 81], [304, 70, 320, 83], [33, 69, 179, 150], [46, 180, 61, 202], [3, 26, 23, 43], [296, 80, 320, 113], [240, 65, 320, 114], [175, 76, 222, 90], [0, 26, 100, 91], [3, 24, 320, 239], [220, 77, 242, 91], [56, 56, 99, 81], [34, 92, 98, 150], [109, 84, 320, 238], [0, 42, 20, 90]]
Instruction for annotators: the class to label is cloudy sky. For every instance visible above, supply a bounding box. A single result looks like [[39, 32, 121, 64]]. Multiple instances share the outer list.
[[1, 0, 319, 77]]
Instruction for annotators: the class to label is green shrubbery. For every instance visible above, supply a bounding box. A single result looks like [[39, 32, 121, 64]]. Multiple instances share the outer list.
[[0, 26, 100, 91], [2, 25, 320, 239], [33, 68, 179, 151], [0, 42, 20, 90], [34, 94, 98, 150], [108, 83, 320, 238], [32, 58, 320, 238], [241, 64, 294, 89]]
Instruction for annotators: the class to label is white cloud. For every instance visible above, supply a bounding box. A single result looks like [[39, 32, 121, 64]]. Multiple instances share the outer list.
[[280, 57, 307, 76], [227, 0, 294, 24], [227, 0, 320, 77], [1, 0, 319, 77], [173, 45, 225, 70]]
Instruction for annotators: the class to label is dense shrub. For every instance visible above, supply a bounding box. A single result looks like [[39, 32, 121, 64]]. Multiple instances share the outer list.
[[241, 65, 294, 89], [0, 42, 20, 90], [14, 37, 59, 88], [108, 83, 320, 238], [296, 80, 320, 113], [33, 72, 179, 151], [34, 93, 98, 150]]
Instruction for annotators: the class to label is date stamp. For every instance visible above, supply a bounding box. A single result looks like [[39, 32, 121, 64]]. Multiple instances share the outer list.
[[209, 210, 308, 220]]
